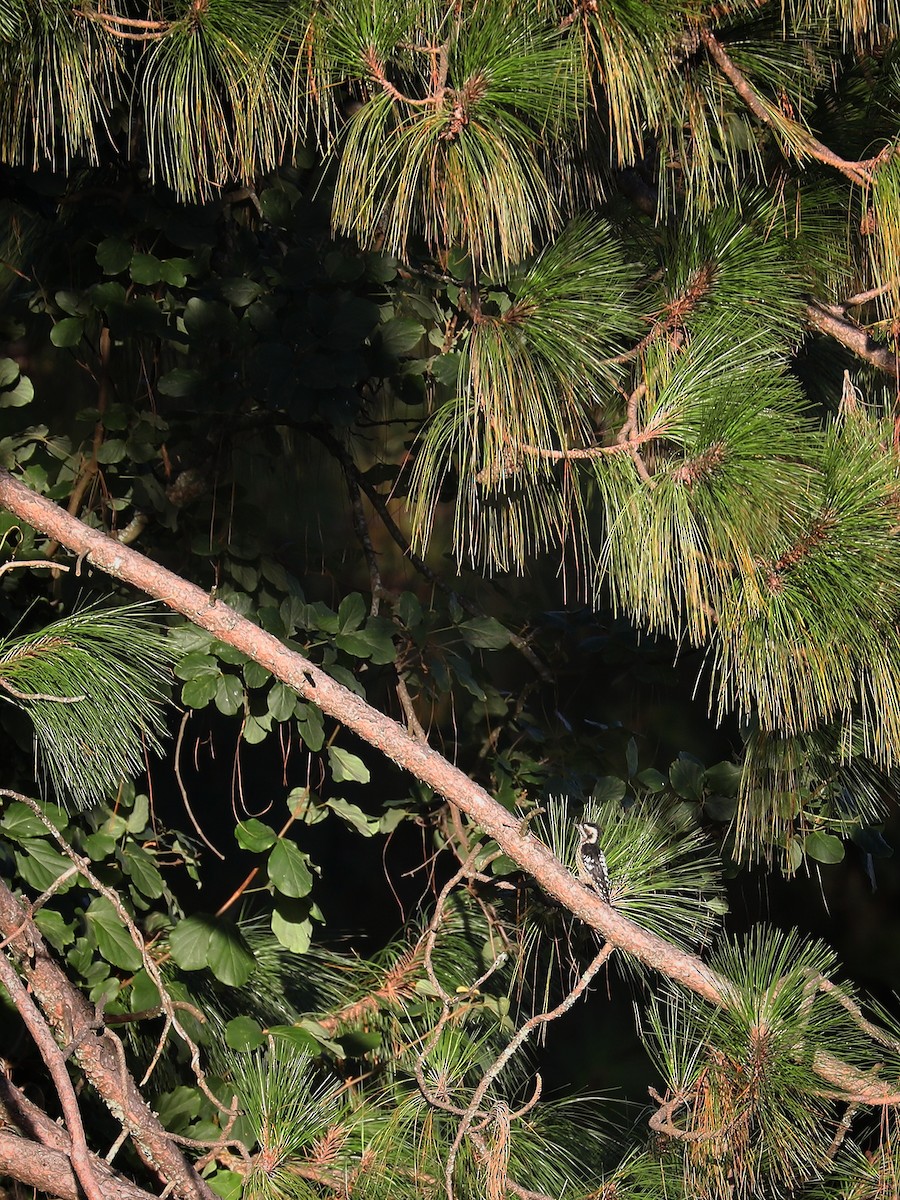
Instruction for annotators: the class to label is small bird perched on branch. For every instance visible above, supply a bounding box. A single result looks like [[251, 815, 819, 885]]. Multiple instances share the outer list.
[[576, 821, 612, 904]]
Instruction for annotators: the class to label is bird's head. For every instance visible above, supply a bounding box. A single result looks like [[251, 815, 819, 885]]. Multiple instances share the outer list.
[[576, 821, 601, 844]]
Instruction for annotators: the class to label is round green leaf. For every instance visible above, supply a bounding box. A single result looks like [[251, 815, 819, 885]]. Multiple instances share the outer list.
[[804, 831, 845, 864], [327, 746, 370, 784], [236, 818, 277, 853], [207, 920, 255, 986], [85, 898, 142, 971], [130, 253, 162, 285], [169, 914, 217, 971], [96, 237, 133, 275], [215, 674, 245, 716], [181, 674, 219, 708], [267, 680, 297, 722], [50, 317, 84, 348], [224, 1015, 266, 1051]]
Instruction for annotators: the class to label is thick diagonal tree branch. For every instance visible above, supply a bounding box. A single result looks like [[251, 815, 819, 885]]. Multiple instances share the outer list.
[[0, 468, 897, 1108]]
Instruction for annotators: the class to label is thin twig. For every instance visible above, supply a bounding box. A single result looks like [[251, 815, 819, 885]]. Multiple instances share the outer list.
[[647, 1086, 713, 1141], [0, 676, 86, 703], [842, 279, 899, 308], [0, 560, 70, 579], [174, 712, 226, 860], [443, 945, 614, 1200]]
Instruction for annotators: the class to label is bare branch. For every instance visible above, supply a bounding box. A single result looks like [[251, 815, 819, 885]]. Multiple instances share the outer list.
[[0, 950, 106, 1200], [0, 871, 217, 1200], [0, 1130, 159, 1200], [0, 559, 70, 578], [444, 944, 614, 1200], [805, 301, 900, 379]]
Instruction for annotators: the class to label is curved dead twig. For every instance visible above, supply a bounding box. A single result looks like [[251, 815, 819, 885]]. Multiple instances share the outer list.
[[443, 944, 613, 1200]]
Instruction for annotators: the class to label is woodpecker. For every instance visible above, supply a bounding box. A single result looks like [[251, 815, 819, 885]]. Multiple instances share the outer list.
[[576, 821, 612, 905]]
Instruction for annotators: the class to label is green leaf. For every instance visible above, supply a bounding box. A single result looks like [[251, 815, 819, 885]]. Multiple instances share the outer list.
[[626, 737, 639, 778], [160, 259, 187, 287], [267, 839, 313, 898], [458, 617, 511, 649], [0, 375, 33, 407], [175, 651, 220, 680], [236, 818, 277, 853], [338, 592, 366, 631], [268, 1023, 320, 1053], [325, 797, 378, 836], [297, 704, 325, 752], [244, 660, 271, 689], [183, 298, 239, 340], [122, 845, 165, 899], [220, 278, 263, 307], [669, 757, 706, 801], [156, 1086, 201, 1133], [50, 317, 84, 348], [215, 674, 244, 716], [96, 237, 133, 275], [182, 674, 219, 708], [337, 1029, 382, 1055], [804, 831, 845, 864], [35, 908, 75, 952], [592, 776, 626, 805], [225, 1015, 266, 1051], [703, 762, 743, 797], [129, 969, 161, 1012], [207, 920, 255, 986], [83, 831, 117, 860], [380, 317, 424, 356], [0, 357, 19, 387], [158, 369, 201, 397], [85, 897, 142, 971], [169, 914, 217, 971], [328, 746, 370, 784], [94, 438, 126, 464], [130, 253, 163, 285], [637, 768, 667, 792], [209, 1172, 244, 1200], [242, 714, 271, 743], [1, 801, 50, 839], [14, 840, 76, 893], [267, 680, 297, 722], [271, 897, 313, 952]]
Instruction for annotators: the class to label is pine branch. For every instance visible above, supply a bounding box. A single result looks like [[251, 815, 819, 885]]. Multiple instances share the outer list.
[[0, 468, 898, 1109], [699, 29, 876, 187]]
